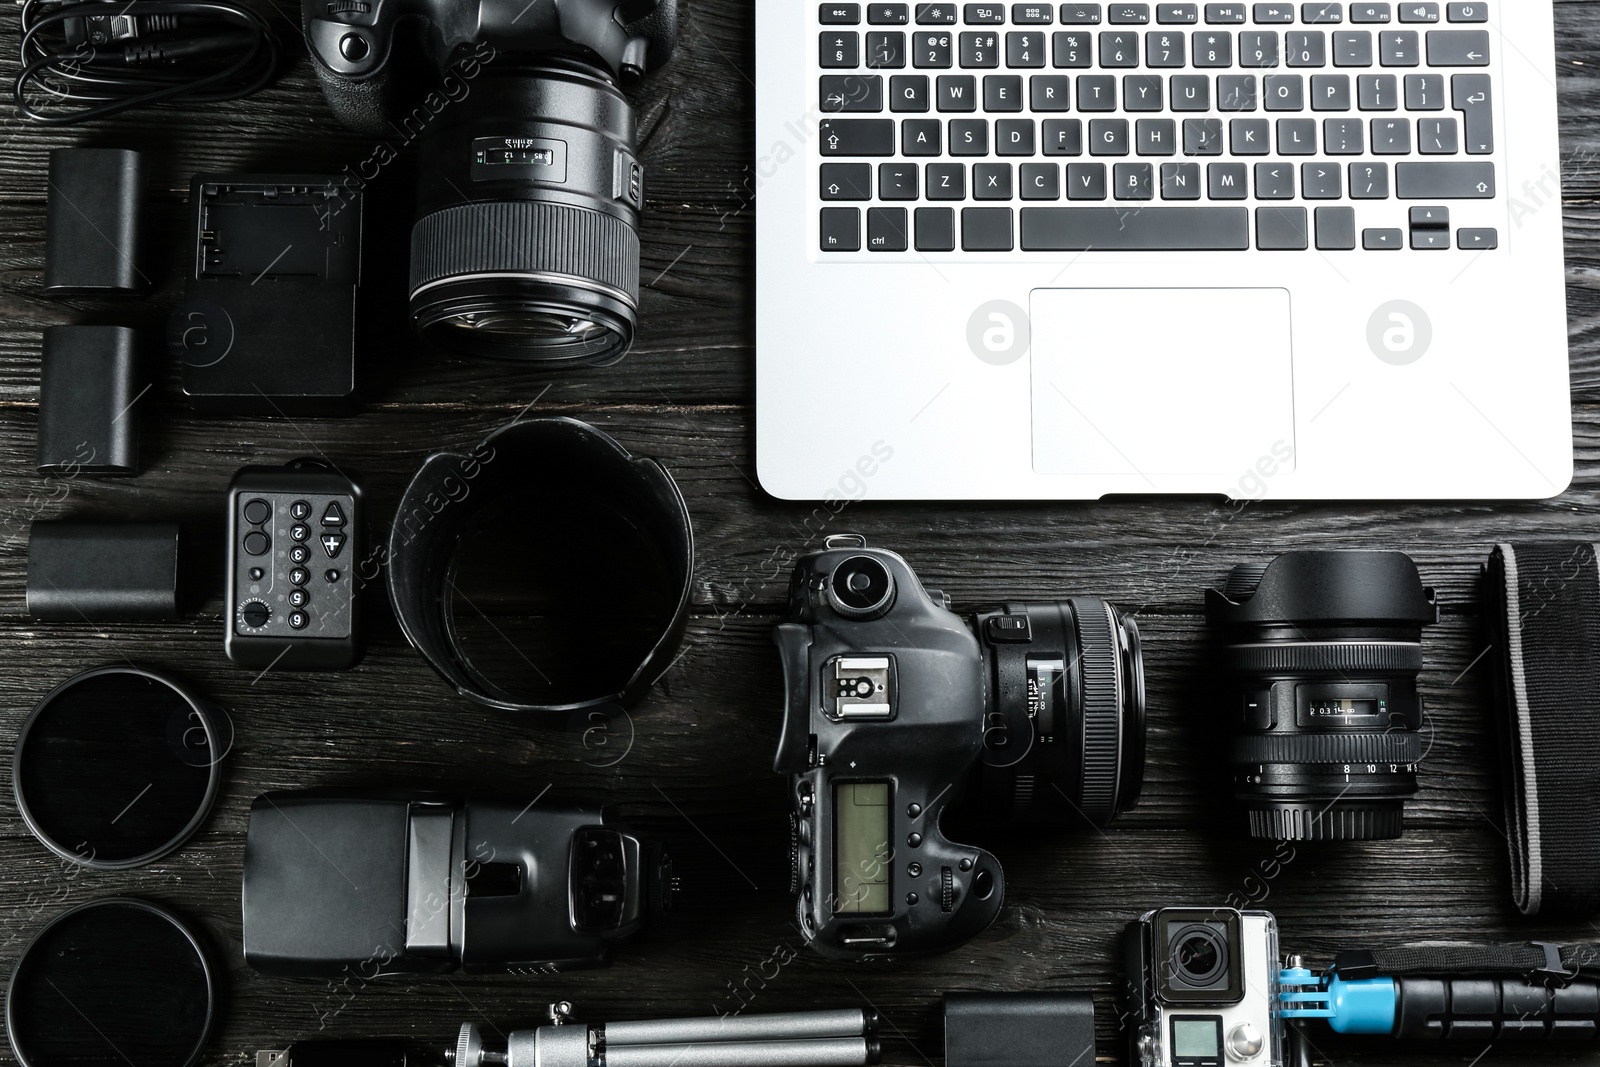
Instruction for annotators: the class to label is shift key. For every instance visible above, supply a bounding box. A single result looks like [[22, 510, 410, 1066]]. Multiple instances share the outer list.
[[819, 119, 897, 155], [1395, 161, 1494, 198]]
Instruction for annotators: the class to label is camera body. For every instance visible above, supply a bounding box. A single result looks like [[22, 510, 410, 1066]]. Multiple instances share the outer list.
[[774, 536, 1144, 960], [1126, 908, 1284, 1067], [302, 0, 677, 363], [242, 790, 670, 976], [302, 0, 677, 134]]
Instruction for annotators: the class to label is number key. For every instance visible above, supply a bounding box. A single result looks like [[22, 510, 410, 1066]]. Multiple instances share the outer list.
[[915, 31, 955, 64], [1192, 30, 1232, 65], [960, 31, 1000, 64], [1099, 29, 1140, 65], [1147, 30, 1186, 65], [1054, 30, 1093, 65], [1239, 29, 1279, 66], [1007, 30, 1048, 65], [866, 31, 907, 65]]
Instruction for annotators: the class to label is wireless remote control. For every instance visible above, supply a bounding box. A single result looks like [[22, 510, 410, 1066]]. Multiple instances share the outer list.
[[226, 461, 363, 670]]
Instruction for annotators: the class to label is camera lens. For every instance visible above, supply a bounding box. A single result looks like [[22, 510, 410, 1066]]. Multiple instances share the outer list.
[[829, 556, 896, 618], [410, 67, 643, 364], [1207, 551, 1438, 841], [1172, 925, 1228, 987], [972, 598, 1146, 827]]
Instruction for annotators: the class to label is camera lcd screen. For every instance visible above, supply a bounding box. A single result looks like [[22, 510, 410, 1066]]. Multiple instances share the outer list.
[[834, 781, 890, 914], [1171, 1017, 1221, 1058]]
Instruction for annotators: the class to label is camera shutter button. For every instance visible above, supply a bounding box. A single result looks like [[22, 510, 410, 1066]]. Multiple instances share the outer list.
[[338, 33, 369, 61], [1227, 1023, 1265, 1059]]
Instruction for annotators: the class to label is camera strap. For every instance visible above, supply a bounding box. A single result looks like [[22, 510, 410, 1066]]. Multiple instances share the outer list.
[[1483, 543, 1600, 918], [1334, 943, 1600, 984]]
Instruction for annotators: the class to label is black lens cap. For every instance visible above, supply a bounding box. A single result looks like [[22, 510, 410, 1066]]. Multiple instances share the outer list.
[[13, 667, 230, 869], [6, 898, 216, 1067]]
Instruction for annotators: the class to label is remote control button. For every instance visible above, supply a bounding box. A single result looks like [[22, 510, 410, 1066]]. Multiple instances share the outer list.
[[249, 568, 265, 581], [243, 499, 272, 525], [288, 610, 309, 630], [321, 532, 347, 559], [290, 523, 311, 543], [325, 569, 341, 583], [290, 500, 312, 520], [321, 502, 347, 527], [290, 567, 309, 586], [289, 589, 309, 608], [290, 545, 311, 565], [243, 531, 270, 556], [241, 601, 270, 628]]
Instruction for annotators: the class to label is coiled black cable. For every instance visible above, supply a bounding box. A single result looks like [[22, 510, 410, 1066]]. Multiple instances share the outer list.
[[15, 0, 282, 125]]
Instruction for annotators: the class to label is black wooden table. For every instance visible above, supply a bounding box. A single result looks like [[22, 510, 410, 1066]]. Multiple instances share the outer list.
[[1, 0, 1599, 1064]]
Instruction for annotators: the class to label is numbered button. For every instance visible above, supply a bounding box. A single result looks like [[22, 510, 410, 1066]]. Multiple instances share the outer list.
[[290, 567, 309, 586], [290, 500, 312, 520], [288, 610, 309, 630], [291, 523, 311, 542], [290, 545, 311, 565], [289, 589, 310, 608]]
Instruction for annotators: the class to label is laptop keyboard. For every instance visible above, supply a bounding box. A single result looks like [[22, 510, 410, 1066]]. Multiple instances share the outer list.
[[813, 2, 1500, 253]]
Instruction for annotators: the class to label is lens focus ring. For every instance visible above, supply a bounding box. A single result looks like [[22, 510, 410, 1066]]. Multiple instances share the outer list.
[[1071, 597, 1122, 826], [410, 201, 641, 306], [1223, 641, 1423, 675], [1232, 731, 1423, 766]]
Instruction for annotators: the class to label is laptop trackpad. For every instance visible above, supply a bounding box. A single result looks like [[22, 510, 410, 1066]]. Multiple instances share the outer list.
[[1030, 288, 1296, 478]]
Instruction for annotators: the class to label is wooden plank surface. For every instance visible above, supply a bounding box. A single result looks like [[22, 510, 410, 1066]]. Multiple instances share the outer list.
[[0, 0, 1598, 1063]]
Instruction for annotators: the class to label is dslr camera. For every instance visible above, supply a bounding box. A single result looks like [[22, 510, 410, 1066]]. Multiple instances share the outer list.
[[242, 790, 673, 976], [774, 535, 1145, 960], [1126, 907, 1284, 1067], [302, 0, 677, 363]]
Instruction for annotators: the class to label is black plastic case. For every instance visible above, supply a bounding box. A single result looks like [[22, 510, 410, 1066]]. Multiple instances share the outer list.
[[171, 174, 361, 415], [226, 463, 363, 670]]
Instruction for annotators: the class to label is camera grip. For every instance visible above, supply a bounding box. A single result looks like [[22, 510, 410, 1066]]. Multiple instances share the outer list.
[[310, 57, 395, 137], [1392, 976, 1600, 1041]]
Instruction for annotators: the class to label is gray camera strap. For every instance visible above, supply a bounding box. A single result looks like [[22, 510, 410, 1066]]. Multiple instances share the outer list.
[[1483, 543, 1600, 918]]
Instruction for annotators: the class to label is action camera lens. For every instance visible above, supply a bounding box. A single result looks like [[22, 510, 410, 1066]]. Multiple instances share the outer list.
[[829, 556, 896, 618], [1208, 551, 1437, 842], [1173, 927, 1226, 985]]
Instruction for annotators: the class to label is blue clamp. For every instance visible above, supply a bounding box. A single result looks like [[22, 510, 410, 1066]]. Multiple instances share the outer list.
[[1277, 966, 1396, 1035]]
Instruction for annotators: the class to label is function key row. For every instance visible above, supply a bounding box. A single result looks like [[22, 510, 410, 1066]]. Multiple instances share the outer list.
[[821, 2, 1487, 24], [821, 29, 1490, 70]]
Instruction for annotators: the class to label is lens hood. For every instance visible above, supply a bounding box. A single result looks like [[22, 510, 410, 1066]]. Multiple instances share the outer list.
[[1206, 550, 1438, 627], [387, 417, 693, 714]]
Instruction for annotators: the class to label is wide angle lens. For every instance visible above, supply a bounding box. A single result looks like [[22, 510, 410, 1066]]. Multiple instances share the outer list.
[[410, 65, 644, 363], [1207, 551, 1439, 842], [972, 597, 1146, 827]]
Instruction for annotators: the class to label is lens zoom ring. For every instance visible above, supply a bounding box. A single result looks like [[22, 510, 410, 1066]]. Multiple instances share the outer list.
[[1232, 731, 1423, 765], [1071, 597, 1121, 825], [410, 201, 640, 303], [1225, 642, 1423, 674]]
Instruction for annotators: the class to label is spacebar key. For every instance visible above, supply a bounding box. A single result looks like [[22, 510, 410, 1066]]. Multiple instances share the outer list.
[[1019, 206, 1250, 250]]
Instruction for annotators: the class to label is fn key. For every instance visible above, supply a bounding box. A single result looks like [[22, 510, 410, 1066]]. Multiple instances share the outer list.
[[821, 207, 861, 250]]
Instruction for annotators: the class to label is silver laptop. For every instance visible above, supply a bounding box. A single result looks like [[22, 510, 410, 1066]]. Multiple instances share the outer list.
[[755, 1, 1570, 500]]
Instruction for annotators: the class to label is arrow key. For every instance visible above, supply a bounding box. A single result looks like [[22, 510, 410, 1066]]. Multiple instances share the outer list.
[[1409, 205, 1448, 227], [1427, 28, 1488, 64], [820, 162, 874, 199], [1457, 226, 1496, 249], [1363, 227, 1402, 248]]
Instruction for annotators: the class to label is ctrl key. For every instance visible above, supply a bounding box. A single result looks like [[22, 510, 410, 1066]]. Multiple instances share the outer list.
[[821, 207, 862, 250]]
